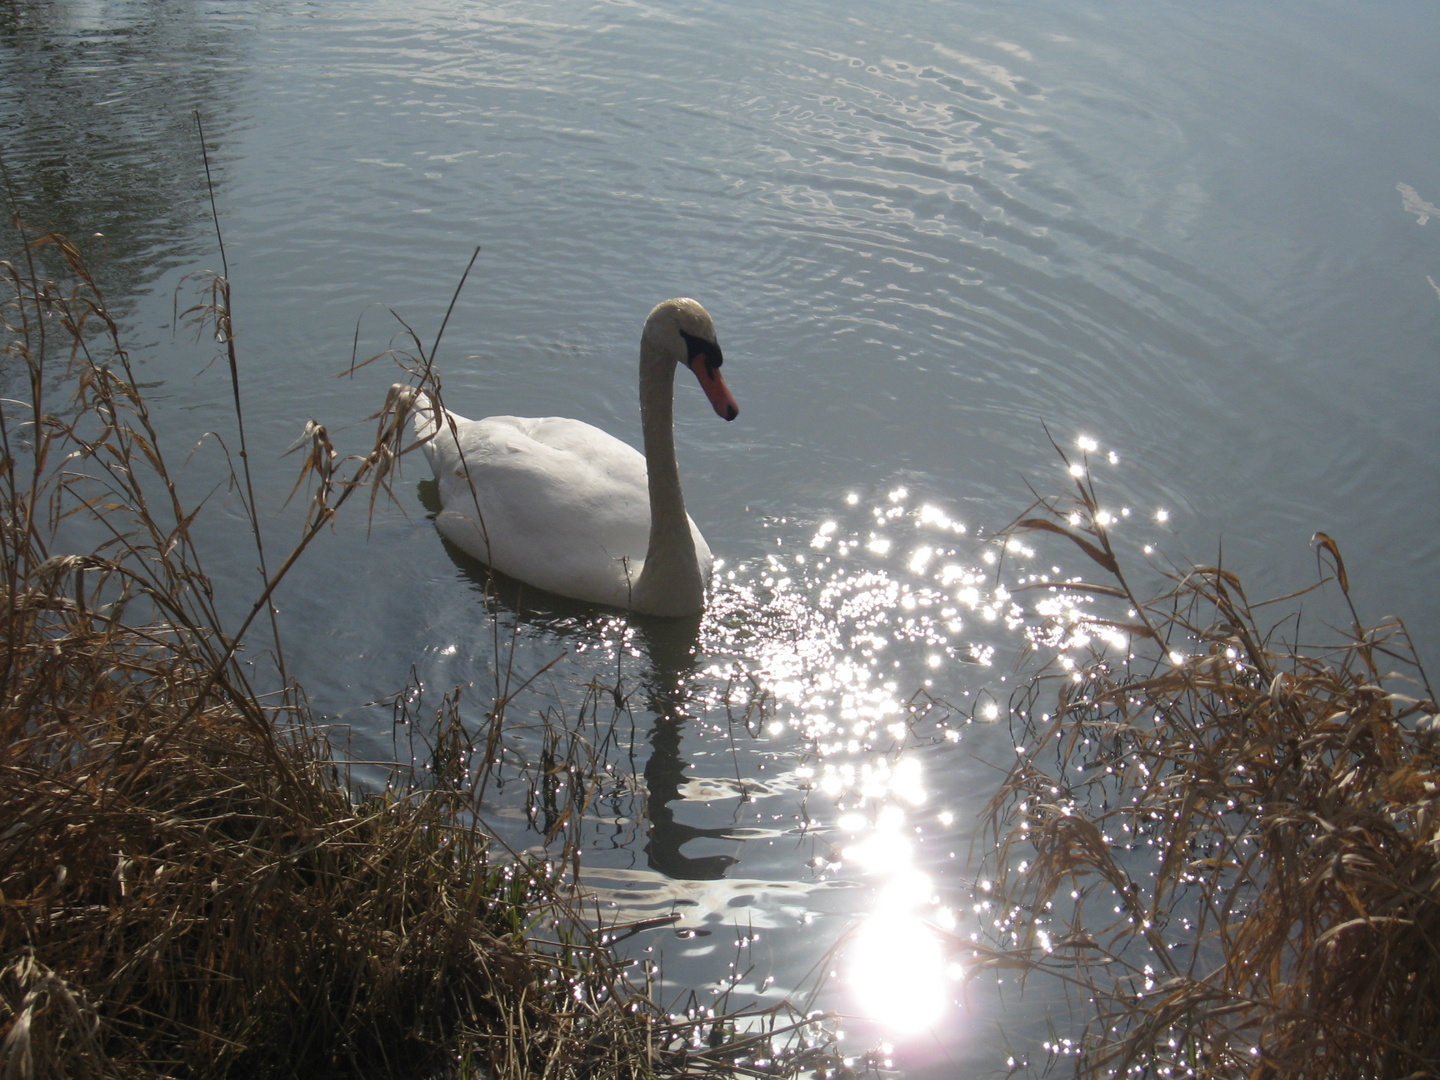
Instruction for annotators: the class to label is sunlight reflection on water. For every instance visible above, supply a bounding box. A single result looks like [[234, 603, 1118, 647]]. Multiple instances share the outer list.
[[696, 484, 1020, 1034], [676, 444, 1168, 1039], [842, 804, 954, 1035]]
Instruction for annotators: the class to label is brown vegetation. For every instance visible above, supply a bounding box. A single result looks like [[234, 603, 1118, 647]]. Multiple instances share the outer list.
[[971, 449, 1440, 1078]]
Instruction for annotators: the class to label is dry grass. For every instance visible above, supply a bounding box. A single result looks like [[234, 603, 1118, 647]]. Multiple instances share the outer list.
[[968, 446, 1440, 1078], [0, 223, 833, 1079]]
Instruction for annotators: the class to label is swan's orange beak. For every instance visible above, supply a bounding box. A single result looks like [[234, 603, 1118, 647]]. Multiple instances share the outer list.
[[688, 359, 739, 421]]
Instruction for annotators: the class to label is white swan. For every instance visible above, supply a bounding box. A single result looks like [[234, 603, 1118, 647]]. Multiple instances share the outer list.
[[414, 298, 738, 617]]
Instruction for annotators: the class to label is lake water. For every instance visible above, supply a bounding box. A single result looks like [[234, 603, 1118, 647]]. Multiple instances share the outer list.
[[4, 0, 1439, 1074]]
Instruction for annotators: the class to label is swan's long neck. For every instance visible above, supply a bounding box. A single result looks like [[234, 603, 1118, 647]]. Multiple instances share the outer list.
[[632, 341, 704, 616]]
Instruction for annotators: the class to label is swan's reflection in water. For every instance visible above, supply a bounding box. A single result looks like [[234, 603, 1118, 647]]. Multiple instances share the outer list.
[[630, 616, 744, 881], [643, 713, 739, 880]]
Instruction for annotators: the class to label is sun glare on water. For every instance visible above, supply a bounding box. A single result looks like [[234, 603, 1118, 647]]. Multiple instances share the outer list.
[[841, 804, 953, 1034], [849, 910, 949, 1034], [692, 467, 1160, 1041]]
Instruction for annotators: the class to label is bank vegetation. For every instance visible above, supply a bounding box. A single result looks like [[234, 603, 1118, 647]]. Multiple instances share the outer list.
[[973, 450, 1440, 1079]]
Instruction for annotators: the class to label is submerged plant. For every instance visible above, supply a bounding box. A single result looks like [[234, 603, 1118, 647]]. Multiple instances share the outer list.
[[970, 446, 1440, 1079]]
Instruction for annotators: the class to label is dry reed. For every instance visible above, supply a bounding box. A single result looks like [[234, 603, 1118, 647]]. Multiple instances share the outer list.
[[0, 223, 833, 1079], [968, 446, 1440, 1079]]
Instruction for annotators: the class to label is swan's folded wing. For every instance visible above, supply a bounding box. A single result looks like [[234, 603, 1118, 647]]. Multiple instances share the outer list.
[[429, 414, 660, 605]]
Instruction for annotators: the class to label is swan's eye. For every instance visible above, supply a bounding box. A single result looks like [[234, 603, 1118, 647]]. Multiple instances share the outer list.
[[678, 329, 723, 371]]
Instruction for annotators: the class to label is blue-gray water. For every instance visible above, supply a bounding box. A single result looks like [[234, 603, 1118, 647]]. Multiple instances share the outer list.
[[4, 1, 1439, 1074]]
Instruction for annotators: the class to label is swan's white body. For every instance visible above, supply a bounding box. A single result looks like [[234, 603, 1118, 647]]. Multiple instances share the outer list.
[[418, 412, 713, 610], [415, 298, 737, 617]]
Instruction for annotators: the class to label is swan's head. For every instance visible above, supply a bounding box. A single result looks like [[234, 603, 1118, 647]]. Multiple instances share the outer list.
[[645, 298, 739, 422]]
